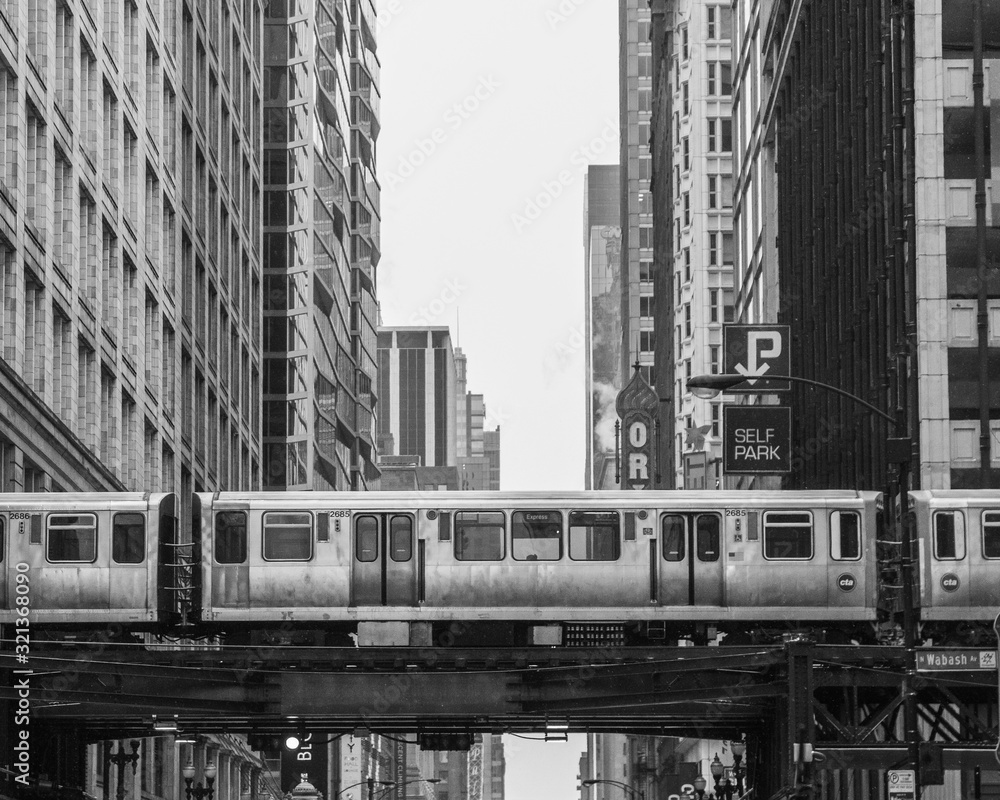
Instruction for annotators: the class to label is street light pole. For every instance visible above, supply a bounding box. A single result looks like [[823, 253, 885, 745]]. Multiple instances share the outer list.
[[688, 371, 918, 797], [580, 778, 643, 800], [107, 740, 141, 800]]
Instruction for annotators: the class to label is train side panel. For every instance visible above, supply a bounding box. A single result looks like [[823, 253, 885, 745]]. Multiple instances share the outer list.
[[0, 494, 174, 625], [913, 490, 1000, 622]]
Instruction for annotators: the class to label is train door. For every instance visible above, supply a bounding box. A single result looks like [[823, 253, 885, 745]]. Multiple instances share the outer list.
[[656, 512, 724, 606], [971, 510, 1000, 609], [108, 512, 148, 613], [927, 508, 971, 611], [351, 513, 417, 606]]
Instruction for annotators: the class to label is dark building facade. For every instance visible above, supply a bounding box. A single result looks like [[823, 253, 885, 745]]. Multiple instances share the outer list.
[[376, 327, 456, 468], [746, 0, 1000, 491]]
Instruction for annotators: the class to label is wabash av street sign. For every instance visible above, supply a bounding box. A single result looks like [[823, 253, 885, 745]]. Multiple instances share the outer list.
[[723, 405, 792, 474]]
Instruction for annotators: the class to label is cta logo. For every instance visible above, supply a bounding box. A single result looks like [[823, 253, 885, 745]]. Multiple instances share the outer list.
[[941, 573, 960, 593], [837, 574, 857, 592]]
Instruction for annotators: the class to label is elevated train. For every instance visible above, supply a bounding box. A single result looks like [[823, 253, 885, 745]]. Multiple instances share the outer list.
[[0, 490, 997, 645]]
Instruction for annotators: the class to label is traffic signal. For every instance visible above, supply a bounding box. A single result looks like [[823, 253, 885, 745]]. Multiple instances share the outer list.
[[418, 733, 472, 751], [919, 743, 944, 785], [247, 734, 283, 752]]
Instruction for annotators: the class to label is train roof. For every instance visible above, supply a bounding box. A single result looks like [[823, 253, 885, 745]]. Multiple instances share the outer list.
[[199, 489, 880, 509]]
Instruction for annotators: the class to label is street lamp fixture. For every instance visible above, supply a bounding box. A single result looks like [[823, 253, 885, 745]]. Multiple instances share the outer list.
[[373, 778, 441, 800], [183, 758, 217, 800], [687, 373, 895, 424], [688, 367, 920, 793], [335, 779, 395, 800], [579, 779, 643, 800], [108, 740, 141, 800]]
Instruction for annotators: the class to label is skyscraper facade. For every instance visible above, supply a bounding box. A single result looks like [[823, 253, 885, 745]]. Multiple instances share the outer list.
[[619, 0, 654, 385], [262, 0, 381, 491], [0, 0, 264, 782], [377, 326, 456, 468], [584, 165, 622, 490], [626, 0, 735, 488], [735, 0, 999, 492], [0, 0, 263, 503]]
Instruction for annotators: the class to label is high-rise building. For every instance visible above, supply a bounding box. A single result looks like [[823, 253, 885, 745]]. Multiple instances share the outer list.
[[1, 0, 265, 784], [584, 165, 622, 490], [454, 345, 499, 490], [377, 326, 457, 468], [261, 0, 381, 491], [0, 0, 264, 500], [619, 0, 654, 385], [643, 0, 736, 489], [483, 427, 501, 491], [734, 0, 999, 491]]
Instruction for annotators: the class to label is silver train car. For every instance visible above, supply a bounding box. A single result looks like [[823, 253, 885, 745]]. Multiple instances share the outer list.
[[910, 490, 1000, 639], [196, 490, 881, 643], [0, 493, 178, 625]]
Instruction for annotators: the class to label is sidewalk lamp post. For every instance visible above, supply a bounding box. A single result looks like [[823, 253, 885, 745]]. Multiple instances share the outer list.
[[689, 372, 918, 796], [107, 740, 141, 800], [579, 779, 643, 800], [182, 757, 218, 800]]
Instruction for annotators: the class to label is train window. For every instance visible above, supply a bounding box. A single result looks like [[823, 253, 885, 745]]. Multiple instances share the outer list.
[[934, 511, 966, 560], [661, 515, 685, 561], [215, 512, 247, 564], [263, 512, 313, 561], [984, 512, 1000, 559], [112, 513, 145, 563], [763, 512, 813, 560], [454, 511, 505, 561], [356, 515, 378, 562], [390, 516, 412, 562], [512, 511, 562, 561], [47, 514, 98, 563], [569, 511, 620, 561], [696, 515, 720, 562], [830, 511, 861, 561]]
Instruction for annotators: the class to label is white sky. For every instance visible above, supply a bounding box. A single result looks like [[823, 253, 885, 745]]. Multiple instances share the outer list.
[[375, 0, 620, 493]]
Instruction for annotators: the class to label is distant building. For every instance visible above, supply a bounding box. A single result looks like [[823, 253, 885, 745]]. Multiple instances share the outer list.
[[483, 428, 502, 491], [377, 327, 457, 467], [378, 330, 499, 489], [403, 736, 505, 800], [583, 165, 623, 490]]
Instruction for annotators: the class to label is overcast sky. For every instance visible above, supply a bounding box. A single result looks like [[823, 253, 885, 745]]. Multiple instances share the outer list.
[[375, 0, 620, 494]]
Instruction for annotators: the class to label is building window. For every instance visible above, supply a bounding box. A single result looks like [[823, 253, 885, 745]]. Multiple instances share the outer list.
[[710, 289, 719, 323], [640, 330, 654, 352], [639, 226, 653, 249], [711, 403, 721, 436], [709, 175, 718, 209], [638, 53, 652, 78], [640, 295, 655, 318], [710, 345, 720, 374], [709, 231, 720, 266]]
